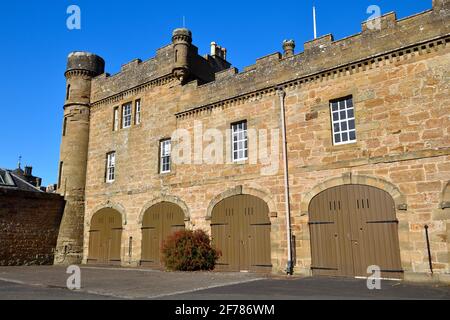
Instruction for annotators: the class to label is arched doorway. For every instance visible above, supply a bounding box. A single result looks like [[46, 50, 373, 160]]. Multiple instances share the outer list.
[[140, 202, 185, 267], [87, 208, 123, 265], [211, 195, 271, 272], [309, 184, 403, 278]]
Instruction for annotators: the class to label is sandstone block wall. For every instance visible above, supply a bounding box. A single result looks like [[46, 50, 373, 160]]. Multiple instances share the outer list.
[[0, 189, 65, 266], [78, 2, 449, 277]]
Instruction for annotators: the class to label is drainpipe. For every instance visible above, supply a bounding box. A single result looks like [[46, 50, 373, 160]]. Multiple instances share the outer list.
[[424, 225, 433, 274], [278, 88, 293, 275]]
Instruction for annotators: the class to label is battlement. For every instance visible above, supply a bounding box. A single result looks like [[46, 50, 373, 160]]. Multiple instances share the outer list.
[[66, 52, 105, 76], [90, 1, 449, 107], [174, 2, 449, 116]]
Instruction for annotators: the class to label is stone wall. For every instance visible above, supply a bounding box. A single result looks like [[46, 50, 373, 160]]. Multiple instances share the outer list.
[[283, 41, 450, 277], [0, 189, 65, 266], [80, 1, 450, 278]]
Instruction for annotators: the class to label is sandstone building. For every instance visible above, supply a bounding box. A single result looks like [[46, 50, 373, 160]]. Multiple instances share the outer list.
[[55, 1, 450, 282]]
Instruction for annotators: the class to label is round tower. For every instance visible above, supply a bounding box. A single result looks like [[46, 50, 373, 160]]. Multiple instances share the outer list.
[[54, 52, 105, 265], [172, 28, 192, 83]]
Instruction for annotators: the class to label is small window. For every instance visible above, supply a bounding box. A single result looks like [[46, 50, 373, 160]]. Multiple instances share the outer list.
[[122, 103, 132, 128], [330, 96, 357, 145], [66, 85, 71, 100], [231, 121, 248, 162], [106, 152, 116, 183], [113, 107, 119, 131], [58, 162, 63, 188], [62, 117, 67, 136], [160, 139, 171, 174], [135, 100, 141, 125]]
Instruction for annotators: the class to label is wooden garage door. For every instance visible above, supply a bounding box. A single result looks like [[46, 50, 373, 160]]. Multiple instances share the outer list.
[[88, 209, 122, 265], [309, 185, 403, 279], [211, 195, 271, 272], [141, 202, 185, 267]]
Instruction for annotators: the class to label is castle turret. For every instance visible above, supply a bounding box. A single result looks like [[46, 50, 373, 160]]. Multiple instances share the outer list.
[[282, 40, 296, 57], [54, 52, 105, 265], [172, 28, 192, 83]]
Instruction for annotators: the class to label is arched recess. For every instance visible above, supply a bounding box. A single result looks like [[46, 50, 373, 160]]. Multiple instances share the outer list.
[[441, 182, 450, 265], [140, 201, 186, 267], [87, 208, 123, 265], [206, 185, 277, 220], [440, 181, 450, 209], [308, 184, 403, 279], [88, 202, 127, 227], [301, 174, 407, 214], [138, 195, 190, 225], [211, 193, 271, 272]]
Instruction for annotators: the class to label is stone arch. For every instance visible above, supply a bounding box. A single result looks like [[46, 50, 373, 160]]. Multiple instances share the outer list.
[[300, 173, 407, 214], [440, 181, 450, 209], [138, 195, 190, 225], [88, 201, 127, 227], [206, 185, 277, 219]]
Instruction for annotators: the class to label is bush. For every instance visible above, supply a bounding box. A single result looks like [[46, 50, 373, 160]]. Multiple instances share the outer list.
[[162, 229, 221, 271]]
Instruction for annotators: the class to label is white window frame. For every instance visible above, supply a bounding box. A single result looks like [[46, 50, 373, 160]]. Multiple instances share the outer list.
[[160, 140, 171, 174], [135, 100, 141, 125], [122, 103, 132, 128], [231, 121, 248, 162], [106, 152, 116, 183], [330, 97, 357, 146], [113, 107, 119, 131]]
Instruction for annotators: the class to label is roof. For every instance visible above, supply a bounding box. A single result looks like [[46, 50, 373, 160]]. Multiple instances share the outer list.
[[0, 168, 43, 192]]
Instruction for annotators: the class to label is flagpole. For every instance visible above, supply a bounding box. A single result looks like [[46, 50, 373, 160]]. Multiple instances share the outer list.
[[313, 5, 317, 39]]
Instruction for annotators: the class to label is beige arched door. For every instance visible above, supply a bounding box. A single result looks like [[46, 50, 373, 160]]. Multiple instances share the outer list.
[[88, 208, 122, 265], [140, 202, 185, 267], [211, 195, 271, 272], [309, 185, 403, 278]]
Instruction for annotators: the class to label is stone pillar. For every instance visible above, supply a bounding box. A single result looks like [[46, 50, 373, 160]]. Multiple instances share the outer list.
[[54, 52, 105, 265]]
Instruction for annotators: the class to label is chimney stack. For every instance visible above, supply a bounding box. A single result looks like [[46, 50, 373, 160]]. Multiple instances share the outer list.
[[210, 42, 227, 60], [24, 166, 33, 177]]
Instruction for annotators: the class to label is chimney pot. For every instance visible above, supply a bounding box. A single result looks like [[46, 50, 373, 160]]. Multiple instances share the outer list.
[[221, 48, 227, 60], [211, 42, 217, 56]]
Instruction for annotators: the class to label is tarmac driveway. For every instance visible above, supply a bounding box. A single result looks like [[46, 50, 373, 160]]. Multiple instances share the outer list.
[[0, 266, 264, 299], [0, 266, 448, 300]]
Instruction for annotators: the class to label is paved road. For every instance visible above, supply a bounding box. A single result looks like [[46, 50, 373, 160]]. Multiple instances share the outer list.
[[0, 279, 117, 300], [0, 266, 263, 300], [166, 276, 450, 300], [0, 266, 448, 300]]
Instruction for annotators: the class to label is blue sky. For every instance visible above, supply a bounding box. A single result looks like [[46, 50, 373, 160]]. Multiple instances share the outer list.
[[0, 0, 432, 185]]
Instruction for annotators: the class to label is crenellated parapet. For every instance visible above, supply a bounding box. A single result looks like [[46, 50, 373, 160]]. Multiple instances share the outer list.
[[174, 4, 449, 118], [88, 1, 448, 115]]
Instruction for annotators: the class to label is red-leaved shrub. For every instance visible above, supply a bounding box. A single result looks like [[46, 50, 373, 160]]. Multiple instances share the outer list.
[[161, 230, 221, 271]]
